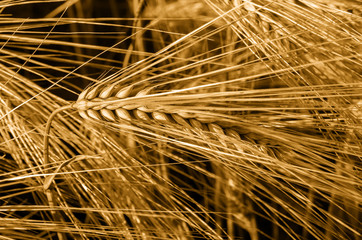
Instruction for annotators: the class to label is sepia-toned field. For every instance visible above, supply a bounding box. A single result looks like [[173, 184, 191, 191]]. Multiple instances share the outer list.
[[0, 1, 361, 239]]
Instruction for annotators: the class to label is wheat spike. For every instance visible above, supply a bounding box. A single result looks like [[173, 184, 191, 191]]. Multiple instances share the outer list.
[[73, 83, 273, 152]]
